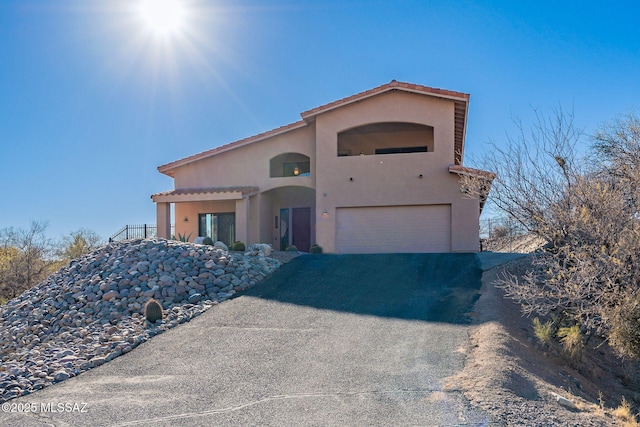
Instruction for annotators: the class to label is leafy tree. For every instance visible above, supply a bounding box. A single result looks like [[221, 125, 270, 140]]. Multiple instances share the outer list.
[[56, 228, 102, 263], [0, 220, 55, 301]]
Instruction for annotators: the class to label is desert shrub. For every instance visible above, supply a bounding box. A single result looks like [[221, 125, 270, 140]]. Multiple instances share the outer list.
[[144, 298, 163, 323], [605, 290, 640, 360], [0, 220, 56, 301], [492, 226, 509, 238], [612, 396, 639, 427], [174, 232, 192, 242], [532, 317, 555, 345], [202, 237, 214, 246], [231, 241, 246, 251], [467, 110, 640, 359], [310, 244, 323, 254], [285, 245, 298, 252], [558, 325, 584, 362]]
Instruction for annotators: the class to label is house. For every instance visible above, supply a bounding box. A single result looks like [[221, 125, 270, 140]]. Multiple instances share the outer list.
[[151, 80, 494, 253]]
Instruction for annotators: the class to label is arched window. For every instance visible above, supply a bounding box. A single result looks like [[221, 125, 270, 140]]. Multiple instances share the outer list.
[[270, 153, 311, 177], [337, 122, 434, 156]]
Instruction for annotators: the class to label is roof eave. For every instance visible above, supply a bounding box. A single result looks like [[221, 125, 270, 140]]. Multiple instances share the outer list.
[[158, 120, 307, 175]]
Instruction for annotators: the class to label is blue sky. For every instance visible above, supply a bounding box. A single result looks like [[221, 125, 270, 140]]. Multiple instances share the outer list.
[[1, 0, 639, 240]]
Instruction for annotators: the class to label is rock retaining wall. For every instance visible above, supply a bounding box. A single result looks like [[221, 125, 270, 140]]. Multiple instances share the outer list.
[[0, 239, 281, 402]]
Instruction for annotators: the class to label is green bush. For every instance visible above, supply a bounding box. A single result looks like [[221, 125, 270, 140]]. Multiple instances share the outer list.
[[310, 244, 323, 254], [558, 325, 583, 362], [285, 245, 298, 252], [232, 241, 246, 251], [202, 237, 214, 246], [174, 232, 192, 242], [144, 298, 163, 324], [532, 317, 555, 345]]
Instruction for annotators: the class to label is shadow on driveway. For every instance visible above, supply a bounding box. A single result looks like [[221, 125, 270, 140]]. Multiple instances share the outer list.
[[243, 253, 485, 323]]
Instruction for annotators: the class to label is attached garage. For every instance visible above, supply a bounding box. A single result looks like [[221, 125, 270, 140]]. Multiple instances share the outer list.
[[335, 205, 452, 254]]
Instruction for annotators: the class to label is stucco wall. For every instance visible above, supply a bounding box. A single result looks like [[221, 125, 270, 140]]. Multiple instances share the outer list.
[[160, 88, 481, 253], [312, 91, 479, 252], [172, 124, 316, 193]]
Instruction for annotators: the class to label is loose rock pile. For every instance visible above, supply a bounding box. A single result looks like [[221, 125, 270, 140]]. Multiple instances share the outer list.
[[0, 239, 281, 402]]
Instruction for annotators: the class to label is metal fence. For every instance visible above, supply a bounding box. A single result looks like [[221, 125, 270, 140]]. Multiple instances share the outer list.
[[480, 216, 526, 240], [480, 215, 538, 252], [109, 224, 175, 242]]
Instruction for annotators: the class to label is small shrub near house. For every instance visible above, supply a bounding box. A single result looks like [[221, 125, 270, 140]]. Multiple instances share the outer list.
[[173, 232, 192, 242], [202, 237, 214, 246], [232, 241, 246, 251], [285, 245, 298, 252], [310, 244, 323, 254]]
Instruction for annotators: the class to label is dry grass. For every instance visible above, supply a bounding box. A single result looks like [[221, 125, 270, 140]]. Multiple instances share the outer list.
[[612, 396, 640, 427]]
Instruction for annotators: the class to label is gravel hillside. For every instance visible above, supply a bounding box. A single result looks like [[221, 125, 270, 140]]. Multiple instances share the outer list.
[[0, 239, 281, 402]]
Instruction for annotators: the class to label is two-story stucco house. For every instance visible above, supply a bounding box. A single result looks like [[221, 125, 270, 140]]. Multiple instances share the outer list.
[[151, 80, 494, 253]]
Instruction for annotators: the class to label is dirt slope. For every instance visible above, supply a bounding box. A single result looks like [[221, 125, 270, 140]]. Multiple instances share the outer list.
[[446, 257, 640, 426]]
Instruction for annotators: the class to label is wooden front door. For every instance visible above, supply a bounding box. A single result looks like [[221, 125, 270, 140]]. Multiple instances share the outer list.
[[292, 207, 311, 252]]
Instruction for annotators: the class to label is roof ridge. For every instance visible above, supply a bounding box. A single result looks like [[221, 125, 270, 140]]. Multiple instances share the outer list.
[[300, 80, 469, 119]]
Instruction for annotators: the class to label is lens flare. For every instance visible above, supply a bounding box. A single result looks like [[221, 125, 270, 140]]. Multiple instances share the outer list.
[[138, 0, 186, 36]]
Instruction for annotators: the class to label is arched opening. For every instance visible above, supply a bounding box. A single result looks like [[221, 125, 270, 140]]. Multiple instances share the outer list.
[[270, 152, 311, 177], [337, 122, 434, 156]]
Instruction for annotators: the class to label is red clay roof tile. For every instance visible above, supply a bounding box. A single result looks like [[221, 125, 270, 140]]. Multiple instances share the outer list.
[[151, 186, 259, 201]]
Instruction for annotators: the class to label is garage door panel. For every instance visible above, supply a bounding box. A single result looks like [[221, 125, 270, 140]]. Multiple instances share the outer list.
[[336, 205, 451, 253]]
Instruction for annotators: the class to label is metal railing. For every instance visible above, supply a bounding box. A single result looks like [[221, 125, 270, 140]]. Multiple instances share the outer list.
[[109, 224, 175, 242], [480, 216, 526, 240], [480, 216, 538, 252]]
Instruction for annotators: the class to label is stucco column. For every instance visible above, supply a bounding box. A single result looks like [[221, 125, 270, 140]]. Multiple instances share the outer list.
[[156, 202, 172, 239], [235, 198, 249, 244]]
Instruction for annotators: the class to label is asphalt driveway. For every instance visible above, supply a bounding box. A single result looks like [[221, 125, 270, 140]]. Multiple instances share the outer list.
[[3, 253, 517, 426]]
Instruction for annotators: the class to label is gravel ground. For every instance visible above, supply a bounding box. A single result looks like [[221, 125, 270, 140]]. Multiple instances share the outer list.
[[268, 250, 304, 264]]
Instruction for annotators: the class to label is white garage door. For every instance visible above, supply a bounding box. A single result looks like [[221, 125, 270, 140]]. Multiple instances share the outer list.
[[335, 205, 451, 253]]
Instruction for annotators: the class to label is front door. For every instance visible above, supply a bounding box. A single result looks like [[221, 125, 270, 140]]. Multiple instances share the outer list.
[[292, 207, 311, 252]]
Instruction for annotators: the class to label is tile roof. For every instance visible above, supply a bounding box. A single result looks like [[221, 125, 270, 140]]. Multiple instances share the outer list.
[[151, 186, 259, 201], [448, 164, 495, 214], [448, 164, 496, 180], [158, 80, 471, 175]]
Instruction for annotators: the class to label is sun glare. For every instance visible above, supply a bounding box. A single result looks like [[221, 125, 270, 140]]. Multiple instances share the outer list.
[[138, 0, 186, 36]]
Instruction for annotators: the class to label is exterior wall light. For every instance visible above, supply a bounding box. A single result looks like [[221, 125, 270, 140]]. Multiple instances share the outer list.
[[293, 167, 299, 176], [183, 216, 189, 222], [322, 209, 329, 218]]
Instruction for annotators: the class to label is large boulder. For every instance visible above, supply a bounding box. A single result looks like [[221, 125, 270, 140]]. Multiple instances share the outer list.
[[247, 243, 272, 257], [213, 241, 228, 251]]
